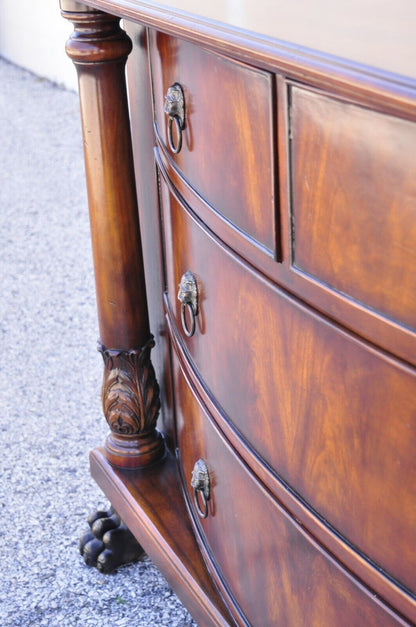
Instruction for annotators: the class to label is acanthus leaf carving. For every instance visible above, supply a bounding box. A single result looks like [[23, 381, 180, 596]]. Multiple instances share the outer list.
[[99, 337, 160, 437]]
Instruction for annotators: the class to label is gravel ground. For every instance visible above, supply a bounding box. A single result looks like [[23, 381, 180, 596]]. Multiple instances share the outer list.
[[0, 57, 197, 627]]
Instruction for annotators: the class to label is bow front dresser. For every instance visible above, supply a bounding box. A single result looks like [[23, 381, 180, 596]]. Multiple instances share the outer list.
[[60, 1, 416, 624]]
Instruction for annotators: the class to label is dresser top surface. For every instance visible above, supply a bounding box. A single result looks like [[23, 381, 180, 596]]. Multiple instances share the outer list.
[[76, 0, 416, 80]]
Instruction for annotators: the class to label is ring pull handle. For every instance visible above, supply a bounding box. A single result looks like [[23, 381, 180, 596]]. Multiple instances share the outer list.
[[177, 271, 198, 337], [164, 83, 185, 154], [191, 459, 210, 519]]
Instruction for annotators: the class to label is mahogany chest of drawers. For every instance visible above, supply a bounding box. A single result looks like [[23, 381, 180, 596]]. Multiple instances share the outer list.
[[61, 1, 416, 624]]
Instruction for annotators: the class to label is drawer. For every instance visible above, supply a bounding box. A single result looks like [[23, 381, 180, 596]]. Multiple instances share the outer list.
[[149, 31, 277, 254], [160, 174, 416, 594], [290, 86, 416, 331], [173, 356, 403, 626]]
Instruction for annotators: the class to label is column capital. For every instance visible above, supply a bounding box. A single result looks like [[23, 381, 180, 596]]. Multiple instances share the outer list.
[[61, 2, 132, 65]]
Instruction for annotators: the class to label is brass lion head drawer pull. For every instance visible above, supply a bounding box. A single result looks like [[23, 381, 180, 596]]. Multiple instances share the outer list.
[[164, 83, 185, 154], [191, 459, 210, 519], [178, 271, 198, 337]]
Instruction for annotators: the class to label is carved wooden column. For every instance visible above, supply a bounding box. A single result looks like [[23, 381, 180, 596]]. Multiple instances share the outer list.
[[61, 1, 164, 468]]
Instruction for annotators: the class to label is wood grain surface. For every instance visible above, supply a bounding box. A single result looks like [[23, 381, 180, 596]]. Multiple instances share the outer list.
[[159, 172, 416, 594], [290, 86, 416, 331], [149, 31, 277, 254], [173, 357, 407, 626]]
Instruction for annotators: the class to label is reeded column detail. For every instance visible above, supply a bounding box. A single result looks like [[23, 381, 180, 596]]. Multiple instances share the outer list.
[[61, 1, 164, 468]]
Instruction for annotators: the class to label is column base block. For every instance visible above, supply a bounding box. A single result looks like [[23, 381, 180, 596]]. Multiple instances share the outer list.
[[104, 429, 166, 469]]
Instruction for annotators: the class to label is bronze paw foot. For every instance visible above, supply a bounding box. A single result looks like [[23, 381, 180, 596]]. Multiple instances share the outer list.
[[79, 506, 145, 573]]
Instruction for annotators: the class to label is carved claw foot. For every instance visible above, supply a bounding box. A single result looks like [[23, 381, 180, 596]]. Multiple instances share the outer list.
[[79, 506, 145, 573]]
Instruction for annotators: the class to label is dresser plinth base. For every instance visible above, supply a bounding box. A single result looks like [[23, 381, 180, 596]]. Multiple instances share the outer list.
[[89, 447, 231, 627]]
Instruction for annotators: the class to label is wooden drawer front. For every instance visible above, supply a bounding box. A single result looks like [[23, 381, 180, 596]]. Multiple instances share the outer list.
[[160, 176, 416, 593], [290, 86, 416, 330], [149, 31, 276, 253], [173, 359, 403, 626]]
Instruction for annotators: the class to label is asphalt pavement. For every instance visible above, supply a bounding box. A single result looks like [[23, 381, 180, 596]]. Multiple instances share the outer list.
[[0, 57, 196, 627]]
